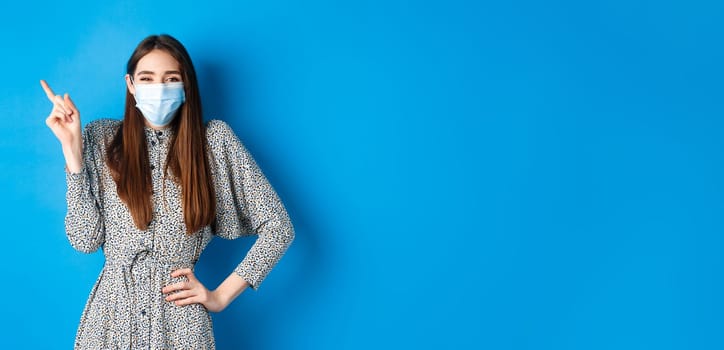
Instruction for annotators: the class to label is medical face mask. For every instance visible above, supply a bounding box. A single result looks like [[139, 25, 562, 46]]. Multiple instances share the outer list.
[[132, 80, 186, 127]]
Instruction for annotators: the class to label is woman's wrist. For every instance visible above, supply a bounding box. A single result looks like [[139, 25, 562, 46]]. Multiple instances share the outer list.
[[209, 290, 231, 311], [62, 142, 83, 173], [211, 273, 250, 311]]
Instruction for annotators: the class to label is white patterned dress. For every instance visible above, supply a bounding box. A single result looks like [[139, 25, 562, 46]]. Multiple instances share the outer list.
[[65, 119, 294, 349]]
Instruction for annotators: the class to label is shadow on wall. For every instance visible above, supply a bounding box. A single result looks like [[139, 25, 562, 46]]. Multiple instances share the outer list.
[[193, 58, 330, 348]]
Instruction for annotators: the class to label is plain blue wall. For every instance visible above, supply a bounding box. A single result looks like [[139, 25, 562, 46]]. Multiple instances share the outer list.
[[1, 0, 722, 349]]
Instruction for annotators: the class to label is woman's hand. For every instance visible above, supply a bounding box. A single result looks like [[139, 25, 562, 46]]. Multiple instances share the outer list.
[[163, 268, 228, 312], [41, 80, 83, 173]]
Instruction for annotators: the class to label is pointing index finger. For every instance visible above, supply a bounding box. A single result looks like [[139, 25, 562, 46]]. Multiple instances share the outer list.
[[39, 80, 57, 102]]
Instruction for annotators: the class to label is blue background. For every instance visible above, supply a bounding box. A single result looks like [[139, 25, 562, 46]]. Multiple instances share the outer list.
[[0, 0, 722, 349]]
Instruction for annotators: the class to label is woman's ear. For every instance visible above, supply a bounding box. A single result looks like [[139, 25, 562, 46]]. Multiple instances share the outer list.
[[125, 74, 135, 95]]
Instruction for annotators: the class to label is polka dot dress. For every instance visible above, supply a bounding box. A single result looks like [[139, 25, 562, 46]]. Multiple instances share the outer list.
[[64, 119, 294, 349]]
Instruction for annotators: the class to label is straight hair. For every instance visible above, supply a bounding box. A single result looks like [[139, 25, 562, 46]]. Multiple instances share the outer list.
[[107, 34, 216, 234]]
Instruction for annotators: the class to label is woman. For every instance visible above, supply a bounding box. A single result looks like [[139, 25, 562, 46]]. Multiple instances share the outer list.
[[41, 34, 294, 349]]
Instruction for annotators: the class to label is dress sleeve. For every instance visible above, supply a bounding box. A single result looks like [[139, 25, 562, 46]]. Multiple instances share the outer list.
[[65, 121, 106, 253], [208, 120, 295, 290]]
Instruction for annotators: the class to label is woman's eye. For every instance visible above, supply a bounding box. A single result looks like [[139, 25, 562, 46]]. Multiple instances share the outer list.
[[139, 77, 152, 82], [166, 77, 181, 82]]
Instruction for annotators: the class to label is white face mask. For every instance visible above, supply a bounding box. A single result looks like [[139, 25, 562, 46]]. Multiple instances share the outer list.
[[132, 81, 186, 127]]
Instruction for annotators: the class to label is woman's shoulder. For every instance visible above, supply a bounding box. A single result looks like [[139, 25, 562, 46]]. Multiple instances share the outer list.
[[85, 118, 121, 138], [84, 118, 121, 147], [205, 119, 241, 146], [205, 119, 233, 136]]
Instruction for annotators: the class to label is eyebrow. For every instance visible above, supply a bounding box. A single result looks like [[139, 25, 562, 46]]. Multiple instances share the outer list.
[[136, 70, 182, 75]]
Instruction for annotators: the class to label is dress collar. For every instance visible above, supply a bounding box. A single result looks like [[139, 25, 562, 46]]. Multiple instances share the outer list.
[[144, 125, 174, 139]]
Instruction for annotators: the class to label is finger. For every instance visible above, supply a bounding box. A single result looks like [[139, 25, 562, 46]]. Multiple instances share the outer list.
[[47, 117, 68, 128], [162, 282, 190, 294], [173, 297, 200, 307], [63, 94, 76, 120], [40, 80, 57, 102], [53, 95, 69, 115], [64, 93, 79, 115], [52, 106, 71, 122], [170, 268, 194, 278], [46, 114, 62, 128], [162, 281, 190, 294], [52, 106, 72, 123], [165, 290, 195, 302], [51, 111, 68, 122]]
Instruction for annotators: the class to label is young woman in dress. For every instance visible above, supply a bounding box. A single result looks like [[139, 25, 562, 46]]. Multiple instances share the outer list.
[[41, 34, 294, 349]]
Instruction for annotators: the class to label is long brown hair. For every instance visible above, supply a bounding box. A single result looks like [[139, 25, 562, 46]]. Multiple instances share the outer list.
[[107, 34, 216, 234]]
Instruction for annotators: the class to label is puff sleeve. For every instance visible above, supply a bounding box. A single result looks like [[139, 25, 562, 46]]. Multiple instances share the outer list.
[[207, 120, 295, 290]]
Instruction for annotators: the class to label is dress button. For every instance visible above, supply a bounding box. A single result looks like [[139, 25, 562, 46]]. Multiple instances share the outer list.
[[151, 140, 156, 146], [151, 165, 155, 170], [140, 310, 146, 316], [156, 131, 163, 136]]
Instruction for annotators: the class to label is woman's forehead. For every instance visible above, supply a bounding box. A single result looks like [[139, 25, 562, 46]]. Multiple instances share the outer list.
[[135, 49, 180, 74]]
